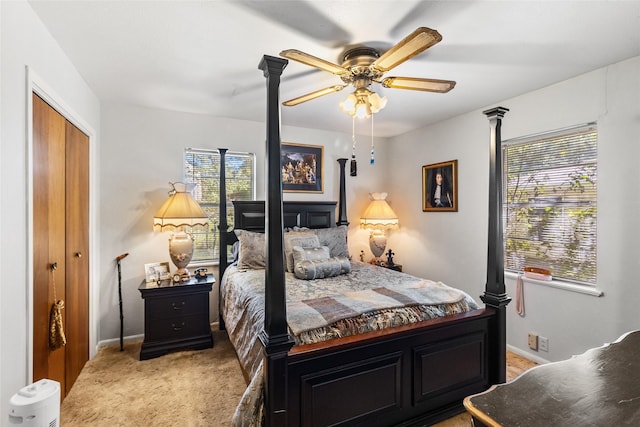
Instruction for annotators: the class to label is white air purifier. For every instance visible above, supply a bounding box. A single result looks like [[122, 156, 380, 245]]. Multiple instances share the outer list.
[[8, 379, 60, 426]]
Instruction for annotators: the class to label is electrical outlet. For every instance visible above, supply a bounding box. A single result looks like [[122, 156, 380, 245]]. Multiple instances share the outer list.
[[539, 336, 549, 352], [528, 333, 538, 351]]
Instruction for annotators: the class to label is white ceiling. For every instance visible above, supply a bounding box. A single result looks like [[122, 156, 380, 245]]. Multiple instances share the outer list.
[[28, 0, 640, 137]]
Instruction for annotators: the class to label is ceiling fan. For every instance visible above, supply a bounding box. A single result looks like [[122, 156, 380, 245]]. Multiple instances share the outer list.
[[280, 27, 456, 116]]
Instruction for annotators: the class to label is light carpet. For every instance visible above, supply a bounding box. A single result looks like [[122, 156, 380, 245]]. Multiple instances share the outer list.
[[61, 328, 536, 426], [61, 329, 246, 426]]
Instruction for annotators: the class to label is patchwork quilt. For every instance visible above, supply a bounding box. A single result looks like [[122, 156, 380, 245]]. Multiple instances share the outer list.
[[220, 261, 479, 426]]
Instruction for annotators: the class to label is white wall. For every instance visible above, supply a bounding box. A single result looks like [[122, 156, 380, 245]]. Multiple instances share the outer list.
[[99, 103, 390, 342], [389, 56, 640, 362], [0, 0, 101, 419]]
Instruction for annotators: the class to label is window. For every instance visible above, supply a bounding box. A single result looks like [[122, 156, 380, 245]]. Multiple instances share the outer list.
[[184, 148, 255, 262], [503, 124, 597, 284]]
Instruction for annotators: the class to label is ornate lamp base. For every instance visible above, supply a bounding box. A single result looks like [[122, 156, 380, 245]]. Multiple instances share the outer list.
[[369, 230, 387, 259], [168, 231, 194, 280]]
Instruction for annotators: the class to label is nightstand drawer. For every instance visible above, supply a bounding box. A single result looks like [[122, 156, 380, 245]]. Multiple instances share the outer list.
[[146, 293, 207, 319], [145, 314, 210, 342]]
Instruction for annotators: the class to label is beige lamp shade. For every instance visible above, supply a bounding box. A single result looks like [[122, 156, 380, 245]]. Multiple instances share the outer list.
[[153, 183, 209, 232], [153, 182, 209, 281], [360, 192, 399, 230], [360, 193, 399, 259]]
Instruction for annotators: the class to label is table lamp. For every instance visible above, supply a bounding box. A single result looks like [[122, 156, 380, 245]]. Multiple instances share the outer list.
[[153, 182, 209, 281], [360, 192, 399, 260]]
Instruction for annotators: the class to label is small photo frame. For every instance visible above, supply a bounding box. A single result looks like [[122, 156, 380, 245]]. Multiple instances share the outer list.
[[144, 261, 171, 282], [281, 142, 323, 193], [422, 160, 458, 212]]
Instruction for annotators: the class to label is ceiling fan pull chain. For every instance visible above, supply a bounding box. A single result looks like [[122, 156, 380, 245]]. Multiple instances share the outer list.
[[370, 115, 375, 165], [350, 115, 357, 176]]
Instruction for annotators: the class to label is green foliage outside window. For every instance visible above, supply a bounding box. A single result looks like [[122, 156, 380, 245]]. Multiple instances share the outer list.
[[184, 149, 255, 262], [504, 126, 597, 284]]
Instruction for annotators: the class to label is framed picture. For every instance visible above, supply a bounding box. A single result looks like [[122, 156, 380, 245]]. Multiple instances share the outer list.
[[422, 160, 458, 212], [144, 261, 171, 282], [281, 142, 324, 193]]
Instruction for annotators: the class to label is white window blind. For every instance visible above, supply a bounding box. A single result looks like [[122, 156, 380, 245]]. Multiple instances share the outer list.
[[503, 124, 597, 284], [184, 148, 255, 262]]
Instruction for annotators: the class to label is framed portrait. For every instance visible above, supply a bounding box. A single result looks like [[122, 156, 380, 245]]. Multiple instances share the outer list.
[[422, 160, 458, 212], [281, 142, 324, 193], [144, 261, 171, 282]]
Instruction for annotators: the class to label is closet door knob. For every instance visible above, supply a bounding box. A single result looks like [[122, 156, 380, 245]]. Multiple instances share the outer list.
[[75, 252, 82, 258]]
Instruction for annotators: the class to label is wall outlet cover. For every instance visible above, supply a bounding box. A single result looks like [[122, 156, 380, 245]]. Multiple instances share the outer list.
[[528, 333, 538, 351], [539, 336, 549, 352]]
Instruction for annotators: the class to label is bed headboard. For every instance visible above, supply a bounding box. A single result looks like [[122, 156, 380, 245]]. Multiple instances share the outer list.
[[233, 201, 336, 231], [218, 200, 337, 276]]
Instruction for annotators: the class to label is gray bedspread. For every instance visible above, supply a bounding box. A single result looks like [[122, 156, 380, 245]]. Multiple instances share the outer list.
[[220, 261, 479, 426]]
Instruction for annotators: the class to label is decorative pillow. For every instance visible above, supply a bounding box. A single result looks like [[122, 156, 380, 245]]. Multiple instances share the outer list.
[[283, 232, 320, 272], [292, 245, 330, 264], [294, 226, 349, 259], [293, 255, 351, 280], [234, 229, 265, 270]]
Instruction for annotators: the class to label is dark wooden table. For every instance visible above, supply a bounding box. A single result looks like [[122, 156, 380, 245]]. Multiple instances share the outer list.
[[464, 330, 640, 427]]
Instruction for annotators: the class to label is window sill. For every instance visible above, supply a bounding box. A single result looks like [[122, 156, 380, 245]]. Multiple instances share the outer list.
[[188, 260, 219, 269], [505, 271, 604, 297]]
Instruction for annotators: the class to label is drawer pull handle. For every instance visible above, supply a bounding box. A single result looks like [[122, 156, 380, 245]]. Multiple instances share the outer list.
[[172, 322, 185, 331], [172, 301, 186, 310]]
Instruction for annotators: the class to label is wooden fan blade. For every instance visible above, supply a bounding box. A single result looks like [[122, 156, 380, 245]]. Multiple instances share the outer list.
[[372, 27, 442, 72], [280, 49, 349, 76], [283, 85, 347, 106], [381, 77, 456, 93]]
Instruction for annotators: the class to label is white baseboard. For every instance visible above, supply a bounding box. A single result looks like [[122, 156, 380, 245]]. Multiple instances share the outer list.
[[507, 344, 550, 365], [98, 334, 144, 349], [96, 322, 221, 350]]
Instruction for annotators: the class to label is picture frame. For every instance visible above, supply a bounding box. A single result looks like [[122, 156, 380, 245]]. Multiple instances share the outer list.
[[144, 261, 171, 282], [281, 142, 324, 193], [422, 160, 458, 212]]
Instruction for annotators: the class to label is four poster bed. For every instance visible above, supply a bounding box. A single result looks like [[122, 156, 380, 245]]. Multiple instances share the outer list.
[[216, 55, 510, 427]]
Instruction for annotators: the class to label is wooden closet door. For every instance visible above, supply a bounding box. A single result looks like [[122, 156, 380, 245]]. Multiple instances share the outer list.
[[32, 94, 67, 391], [32, 93, 90, 399], [64, 121, 89, 394]]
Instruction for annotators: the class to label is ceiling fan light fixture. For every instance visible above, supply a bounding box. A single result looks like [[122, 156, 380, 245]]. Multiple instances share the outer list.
[[355, 101, 370, 119], [368, 92, 387, 114], [339, 93, 358, 115], [280, 27, 454, 110], [340, 89, 386, 118]]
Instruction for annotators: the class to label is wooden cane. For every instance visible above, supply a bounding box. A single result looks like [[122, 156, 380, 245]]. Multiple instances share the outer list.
[[116, 253, 129, 351]]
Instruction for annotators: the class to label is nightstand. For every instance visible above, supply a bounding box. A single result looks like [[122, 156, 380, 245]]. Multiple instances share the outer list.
[[138, 274, 214, 360], [384, 263, 402, 272], [372, 260, 403, 272]]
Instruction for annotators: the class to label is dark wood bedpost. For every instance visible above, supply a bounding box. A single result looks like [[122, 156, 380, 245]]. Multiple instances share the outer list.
[[217, 148, 228, 329], [336, 158, 349, 226], [481, 106, 511, 385], [258, 54, 295, 427]]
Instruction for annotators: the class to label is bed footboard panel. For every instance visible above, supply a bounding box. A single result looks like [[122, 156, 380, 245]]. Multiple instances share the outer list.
[[286, 311, 493, 427], [413, 330, 487, 408], [299, 352, 403, 426]]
